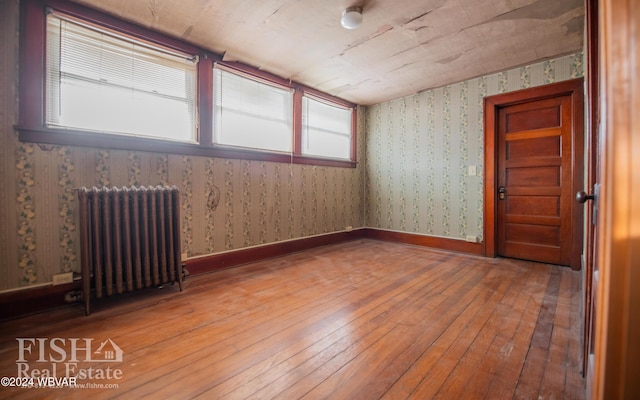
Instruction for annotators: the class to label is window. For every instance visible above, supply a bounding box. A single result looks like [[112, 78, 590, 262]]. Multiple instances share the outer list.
[[214, 66, 292, 152], [19, 0, 357, 167], [302, 95, 352, 160], [45, 11, 198, 142]]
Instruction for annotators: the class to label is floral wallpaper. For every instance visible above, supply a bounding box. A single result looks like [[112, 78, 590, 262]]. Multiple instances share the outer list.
[[0, 0, 584, 292], [2, 145, 365, 290], [364, 52, 584, 241], [16, 144, 37, 285], [57, 147, 76, 273], [0, 0, 366, 291], [1, 137, 366, 290]]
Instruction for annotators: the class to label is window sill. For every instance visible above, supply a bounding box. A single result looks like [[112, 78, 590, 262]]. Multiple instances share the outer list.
[[17, 126, 357, 168]]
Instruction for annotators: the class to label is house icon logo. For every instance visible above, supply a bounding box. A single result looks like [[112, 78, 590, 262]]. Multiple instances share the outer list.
[[92, 339, 123, 363]]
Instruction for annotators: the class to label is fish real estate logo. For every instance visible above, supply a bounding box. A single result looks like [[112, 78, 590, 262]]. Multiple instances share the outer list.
[[16, 338, 124, 381]]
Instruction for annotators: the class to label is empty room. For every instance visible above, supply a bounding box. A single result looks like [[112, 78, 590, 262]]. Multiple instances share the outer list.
[[0, 0, 637, 399]]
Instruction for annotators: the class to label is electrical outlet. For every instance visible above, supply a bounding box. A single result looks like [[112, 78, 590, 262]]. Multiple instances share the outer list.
[[181, 253, 188, 261], [468, 165, 477, 176], [345, 226, 353, 232], [465, 235, 478, 243], [52, 272, 74, 286]]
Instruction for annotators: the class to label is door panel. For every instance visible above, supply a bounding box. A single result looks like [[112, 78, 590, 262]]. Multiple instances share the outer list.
[[505, 105, 560, 131], [507, 196, 559, 216], [506, 165, 561, 186], [507, 135, 561, 158], [497, 96, 573, 266]]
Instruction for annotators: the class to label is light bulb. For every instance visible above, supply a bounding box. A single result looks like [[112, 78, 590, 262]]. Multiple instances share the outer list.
[[341, 6, 363, 30]]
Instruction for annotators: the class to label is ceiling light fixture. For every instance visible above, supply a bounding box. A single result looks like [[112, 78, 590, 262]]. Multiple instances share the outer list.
[[341, 6, 363, 30]]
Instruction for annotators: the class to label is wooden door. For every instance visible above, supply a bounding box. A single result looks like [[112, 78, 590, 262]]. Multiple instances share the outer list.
[[484, 79, 583, 270], [589, 0, 640, 397], [585, 184, 600, 393], [584, 0, 600, 389], [496, 95, 574, 266]]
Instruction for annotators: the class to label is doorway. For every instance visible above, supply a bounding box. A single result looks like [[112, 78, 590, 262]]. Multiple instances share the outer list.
[[483, 79, 584, 270]]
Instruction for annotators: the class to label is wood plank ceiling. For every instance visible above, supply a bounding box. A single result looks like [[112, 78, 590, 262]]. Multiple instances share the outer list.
[[70, 0, 584, 105]]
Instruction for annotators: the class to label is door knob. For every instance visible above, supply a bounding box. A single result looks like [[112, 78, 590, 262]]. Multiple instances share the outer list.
[[576, 191, 594, 203], [498, 186, 506, 200]]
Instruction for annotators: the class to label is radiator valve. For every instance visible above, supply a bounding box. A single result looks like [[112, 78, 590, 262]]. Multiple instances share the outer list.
[[64, 290, 82, 303], [182, 265, 189, 281]]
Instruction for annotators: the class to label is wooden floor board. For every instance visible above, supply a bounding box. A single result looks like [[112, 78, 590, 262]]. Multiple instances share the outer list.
[[513, 267, 562, 399], [297, 261, 493, 400], [205, 252, 458, 399], [430, 270, 525, 399], [380, 268, 495, 399], [119, 253, 451, 399], [0, 240, 585, 400]]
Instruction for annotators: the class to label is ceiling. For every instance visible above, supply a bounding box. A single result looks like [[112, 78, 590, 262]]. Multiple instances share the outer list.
[[71, 0, 585, 105]]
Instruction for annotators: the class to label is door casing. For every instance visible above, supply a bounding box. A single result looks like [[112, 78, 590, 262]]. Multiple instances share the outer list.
[[483, 79, 585, 270]]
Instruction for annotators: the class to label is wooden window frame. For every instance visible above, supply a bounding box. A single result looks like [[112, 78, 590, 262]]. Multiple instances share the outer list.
[[17, 0, 357, 168]]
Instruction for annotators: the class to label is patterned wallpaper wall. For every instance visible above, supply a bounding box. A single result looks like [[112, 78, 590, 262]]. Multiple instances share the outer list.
[[364, 52, 584, 241], [0, 0, 365, 291], [0, 0, 584, 293]]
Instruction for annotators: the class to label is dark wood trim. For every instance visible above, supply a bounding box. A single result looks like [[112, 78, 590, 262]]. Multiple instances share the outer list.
[[583, 0, 599, 378], [185, 228, 488, 277], [291, 154, 357, 168], [214, 62, 356, 109], [1, 231, 365, 319], [301, 86, 356, 109], [483, 97, 498, 258], [363, 229, 484, 256], [0, 280, 81, 320], [3, 227, 494, 319], [483, 78, 585, 270], [592, 0, 640, 397], [17, 0, 358, 169], [17, 127, 357, 168], [185, 230, 366, 276], [214, 63, 357, 164], [216, 61, 295, 91], [43, 0, 203, 55], [351, 107, 358, 163], [570, 81, 586, 271], [293, 89, 303, 155], [18, 126, 209, 155], [197, 54, 215, 146], [19, 0, 46, 128]]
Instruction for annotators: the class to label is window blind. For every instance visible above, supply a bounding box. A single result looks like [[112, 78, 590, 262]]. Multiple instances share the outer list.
[[46, 12, 198, 142], [302, 96, 352, 159], [214, 66, 293, 152]]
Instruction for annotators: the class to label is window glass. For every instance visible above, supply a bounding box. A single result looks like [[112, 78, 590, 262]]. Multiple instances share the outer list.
[[46, 13, 198, 142], [302, 96, 352, 159], [214, 67, 293, 152]]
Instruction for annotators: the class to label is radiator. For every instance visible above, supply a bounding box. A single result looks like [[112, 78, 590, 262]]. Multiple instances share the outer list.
[[77, 186, 183, 315]]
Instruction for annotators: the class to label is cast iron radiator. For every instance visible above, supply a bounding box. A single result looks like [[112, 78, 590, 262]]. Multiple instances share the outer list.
[[77, 186, 183, 315]]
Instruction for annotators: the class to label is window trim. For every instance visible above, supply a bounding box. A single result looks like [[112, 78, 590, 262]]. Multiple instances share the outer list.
[[213, 63, 295, 153], [17, 0, 357, 168], [44, 10, 200, 143], [301, 93, 355, 161]]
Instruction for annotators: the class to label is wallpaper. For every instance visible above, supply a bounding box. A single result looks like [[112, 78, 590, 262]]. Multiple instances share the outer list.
[[0, 0, 365, 291], [364, 52, 584, 241], [0, 0, 583, 293], [2, 146, 365, 291]]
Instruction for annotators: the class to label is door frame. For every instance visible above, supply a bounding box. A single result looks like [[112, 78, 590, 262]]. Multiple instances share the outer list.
[[583, 0, 599, 379], [591, 0, 640, 397], [483, 79, 585, 270]]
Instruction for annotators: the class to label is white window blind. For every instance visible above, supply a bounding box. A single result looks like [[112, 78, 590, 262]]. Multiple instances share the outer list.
[[302, 96, 352, 160], [214, 66, 293, 152], [46, 12, 198, 142]]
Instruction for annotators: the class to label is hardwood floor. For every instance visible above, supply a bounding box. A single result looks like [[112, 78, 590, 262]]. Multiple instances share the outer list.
[[0, 239, 585, 399]]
